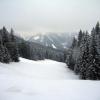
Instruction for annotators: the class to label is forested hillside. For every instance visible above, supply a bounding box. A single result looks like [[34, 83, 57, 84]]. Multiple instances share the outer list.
[[66, 22, 100, 80], [0, 27, 65, 63], [17, 39, 65, 62], [0, 27, 19, 63]]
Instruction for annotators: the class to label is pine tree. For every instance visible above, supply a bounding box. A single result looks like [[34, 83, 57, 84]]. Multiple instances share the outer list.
[[67, 50, 75, 70], [95, 22, 100, 34], [94, 22, 100, 55], [74, 32, 90, 76], [8, 28, 19, 62], [74, 32, 83, 74], [2, 27, 10, 45], [71, 37, 77, 49], [86, 31, 100, 80], [79, 32, 90, 79], [77, 30, 83, 46], [0, 33, 11, 63], [3, 46, 11, 63]]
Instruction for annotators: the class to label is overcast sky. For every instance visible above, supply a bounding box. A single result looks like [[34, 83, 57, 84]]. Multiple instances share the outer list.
[[0, 0, 100, 36]]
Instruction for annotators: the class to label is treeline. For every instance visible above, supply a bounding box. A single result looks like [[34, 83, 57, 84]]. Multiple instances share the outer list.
[[0, 27, 19, 63], [66, 22, 100, 80], [0, 26, 65, 63], [18, 39, 65, 62]]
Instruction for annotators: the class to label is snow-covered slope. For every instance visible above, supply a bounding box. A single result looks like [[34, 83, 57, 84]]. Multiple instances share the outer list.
[[0, 58, 100, 100], [0, 58, 78, 80], [27, 33, 75, 50]]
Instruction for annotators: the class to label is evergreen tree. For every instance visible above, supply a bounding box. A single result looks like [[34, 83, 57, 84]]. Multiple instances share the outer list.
[[79, 32, 90, 79], [3, 46, 11, 63], [95, 22, 100, 34], [67, 50, 75, 70], [71, 31, 84, 73], [77, 30, 83, 46], [86, 31, 100, 80], [94, 22, 100, 55], [71, 37, 77, 49], [9, 28, 19, 62], [2, 27, 10, 45], [0, 34, 11, 63]]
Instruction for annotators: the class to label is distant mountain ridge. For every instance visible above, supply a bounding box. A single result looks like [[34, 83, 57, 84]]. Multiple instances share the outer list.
[[26, 32, 76, 50]]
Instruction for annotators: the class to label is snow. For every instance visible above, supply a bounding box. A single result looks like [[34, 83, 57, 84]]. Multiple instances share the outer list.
[[0, 58, 100, 100], [52, 44, 56, 49], [47, 35, 54, 42], [34, 36, 40, 40]]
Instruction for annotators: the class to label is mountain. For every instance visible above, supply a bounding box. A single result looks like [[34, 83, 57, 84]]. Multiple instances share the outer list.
[[15, 35, 65, 62], [26, 32, 76, 50]]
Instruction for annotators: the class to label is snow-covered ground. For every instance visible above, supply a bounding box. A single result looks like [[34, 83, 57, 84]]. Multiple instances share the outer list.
[[0, 58, 100, 100]]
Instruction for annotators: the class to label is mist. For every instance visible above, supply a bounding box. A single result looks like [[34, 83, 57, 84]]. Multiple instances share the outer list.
[[0, 0, 100, 36]]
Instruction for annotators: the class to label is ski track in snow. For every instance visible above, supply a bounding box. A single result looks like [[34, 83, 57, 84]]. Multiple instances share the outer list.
[[0, 58, 100, 100]]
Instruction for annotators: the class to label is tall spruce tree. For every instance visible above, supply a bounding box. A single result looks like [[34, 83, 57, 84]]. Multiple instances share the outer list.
[[9, 28, 19, 62], [71, 37, 77, 49], [95, 22, 100, 34], [2, 27, 10, 45], [94, 22, 100, 55], [3, 46, 11, 63], [86, 28, 100, 80], [67, 50, 75, 70], [1, 28, 11, 63], [79, 32, 90, 79], [77, 30, 83, 46], [74, 32, 85, 74]]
